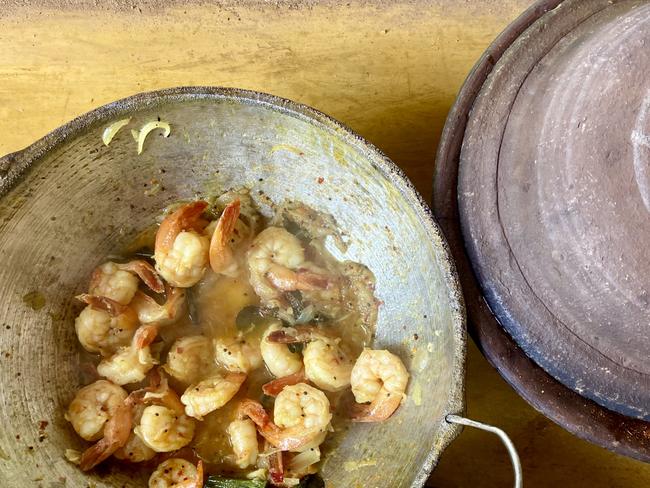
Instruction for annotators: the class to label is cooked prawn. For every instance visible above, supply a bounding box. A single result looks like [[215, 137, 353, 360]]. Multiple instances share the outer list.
[[209, 199, 241, 276], [113, 429, 156, 463], [227, 418, 258, 468], [299, 262, 346, 320], [155, 201, 210, 288], [265, 266, 330, 293], [260, 322, 302, 378], [214, 335, 262, 374], [113, 401, 156, 463], [214, 188, 263, 237], [65, 380, 127, 441], [273, 384, 331, 445], [239, 383, 331, 451], [79, 397, 134, 471], [135, 381, 196, 452], [131, 285, 186, 327], [164, 335, 213, 385], [350, 349, 409, 422], [247, 227, 329, 306], [267, 326, 353, 392], [181, 372, 246, 420], [303, 339, 353, 392], [148, 458, 204, 488], [75, 294, 139, 356], [89, 260, 164, 305], [96, 324, 159, 386]]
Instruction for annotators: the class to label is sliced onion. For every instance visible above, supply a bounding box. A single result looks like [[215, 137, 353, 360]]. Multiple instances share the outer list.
[[296, 304, 316, 324], [135, 120, 171, 154], [288, 447, 320, 473], [64, 449, 81, 464], [275, 307, 297, 325], [282, 479, 301, 487], [246, 468, 268, 480], [101, 117, 131, 146]]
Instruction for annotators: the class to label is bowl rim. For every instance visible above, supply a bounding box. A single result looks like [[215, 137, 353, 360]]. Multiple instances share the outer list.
[[0, 85, 467, 484]]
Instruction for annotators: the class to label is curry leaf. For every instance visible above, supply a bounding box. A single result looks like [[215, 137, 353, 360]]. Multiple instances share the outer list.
[[204, 476, 267, 488]]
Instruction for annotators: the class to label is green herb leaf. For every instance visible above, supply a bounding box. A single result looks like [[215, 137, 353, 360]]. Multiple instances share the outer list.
[[288, 342, 304, 355], [260, 393, 274, 411], [204, 476, 267, 488], [186, 286, 201, 326], [235, 306, 268, 332], [132, 248, 154, 259], [285, 290, 304, 315], [311, 312, 329, 324], [283, 220, 311, 242]]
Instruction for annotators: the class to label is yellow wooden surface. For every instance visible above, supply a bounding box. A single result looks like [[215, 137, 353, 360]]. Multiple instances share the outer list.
[[1, 1, 649, 486]]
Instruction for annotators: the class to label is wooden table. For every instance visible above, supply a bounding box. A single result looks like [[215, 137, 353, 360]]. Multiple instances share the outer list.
[[2, 1, 649, 486]]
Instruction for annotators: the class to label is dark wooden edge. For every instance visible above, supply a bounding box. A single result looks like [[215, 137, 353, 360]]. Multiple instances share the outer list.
[[432, 0, 650, 463]]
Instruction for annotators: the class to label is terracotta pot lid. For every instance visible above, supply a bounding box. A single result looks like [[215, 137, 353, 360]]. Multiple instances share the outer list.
[[458, 0, 650, 419], [434, 0, 650, 460]]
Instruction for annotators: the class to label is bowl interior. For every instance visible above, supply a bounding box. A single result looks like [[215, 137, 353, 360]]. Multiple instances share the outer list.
[[0, 89, 464, 487]]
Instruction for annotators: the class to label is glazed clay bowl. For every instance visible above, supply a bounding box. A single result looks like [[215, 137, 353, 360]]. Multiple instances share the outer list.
[[0, 87, 465, 487]]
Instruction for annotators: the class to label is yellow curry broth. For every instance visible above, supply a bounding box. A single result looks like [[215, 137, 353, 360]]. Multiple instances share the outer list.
[[105, 198, 378, 477]]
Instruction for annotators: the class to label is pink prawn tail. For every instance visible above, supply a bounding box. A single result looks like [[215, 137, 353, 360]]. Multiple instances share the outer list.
[[266, 326, 335, 345], [350, 390, 402, 423], [265, 267, 331, 292], [265, 328, 303, 344], [164, 284, 186, 316], [237, 399, 270, 424], [134, 324, 159, 349], [79, 401, 133, 471], [209, 199, 241, 272], [268, 447, 284, 485], [262, 370, 306, 397], [238, 399, 314, 452], [155, 201, 208, 253], [119, 260, 164, 294], [193, 460, 204, 488], [76, 294, 128, 317], [294, 269, 331, 290], [215, 200, 241, 246]]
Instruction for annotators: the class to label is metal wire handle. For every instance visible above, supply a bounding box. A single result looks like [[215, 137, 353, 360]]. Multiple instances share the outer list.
[[446, 414, 523, 488]]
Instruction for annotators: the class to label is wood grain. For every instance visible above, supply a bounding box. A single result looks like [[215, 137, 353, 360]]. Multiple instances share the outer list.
[[0, 0, 528, 203], [1, 1, 649, 486]]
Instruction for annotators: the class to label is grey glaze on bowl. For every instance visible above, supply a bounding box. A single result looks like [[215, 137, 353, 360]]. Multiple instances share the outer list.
[[0, 87, 465, 487]]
